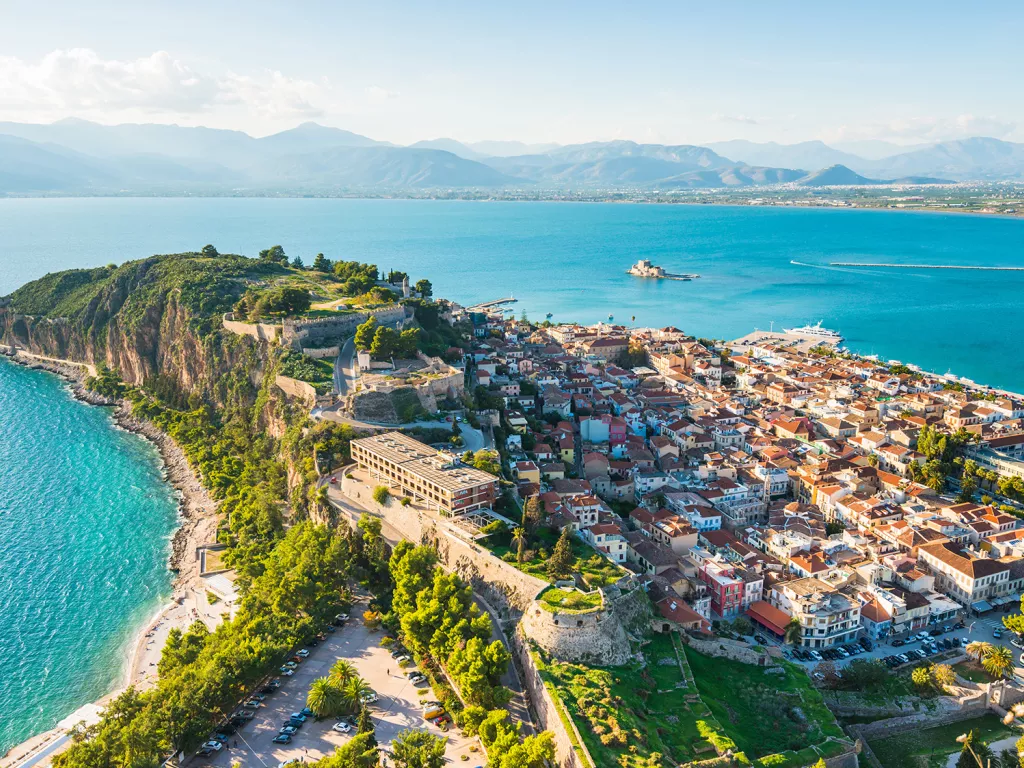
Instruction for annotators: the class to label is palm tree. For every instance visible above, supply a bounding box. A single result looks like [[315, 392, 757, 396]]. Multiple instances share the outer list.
[[784, 619, 802, 646], [329, 659, 357, 686], [966, 641, 992, 663], [983, 645, 1014, 679], [512, 526, 527, 564], [342, 676, 372, 713], [307, 676, 344, 718]]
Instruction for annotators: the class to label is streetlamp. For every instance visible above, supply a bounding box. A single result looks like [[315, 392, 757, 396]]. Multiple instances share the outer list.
[[955, 733, 989, 768]]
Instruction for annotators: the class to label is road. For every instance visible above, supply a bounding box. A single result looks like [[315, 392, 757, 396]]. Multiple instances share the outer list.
[[332, 337, 356, 396], [192, 602, 477, 768]]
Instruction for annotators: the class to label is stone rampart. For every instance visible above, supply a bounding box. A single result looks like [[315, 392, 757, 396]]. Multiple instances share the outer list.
[[681, 633, 773, 666], [301, 345, 340, 359], [222, 313, 281, 342], [512, 626, 595, 768], [283, 305, 407, 348], [521, 594, 634, 667], [274, 374, 317, 407], [339, 473, 546, 619]]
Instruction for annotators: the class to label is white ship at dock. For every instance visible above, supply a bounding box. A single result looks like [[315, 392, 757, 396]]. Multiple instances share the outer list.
[[783, 321, 843, 341]]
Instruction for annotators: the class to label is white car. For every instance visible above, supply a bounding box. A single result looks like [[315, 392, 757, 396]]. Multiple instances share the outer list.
[[279, 668, 294, 676], [809, 650, 822, 661], [360, 692, 378, 704], [332, 722, 352, 733], [296, 649, 310, 658], [201, 741, 223, 752]]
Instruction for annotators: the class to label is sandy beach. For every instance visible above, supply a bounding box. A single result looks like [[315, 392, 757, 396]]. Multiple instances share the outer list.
[[0, 351, 226, 768]]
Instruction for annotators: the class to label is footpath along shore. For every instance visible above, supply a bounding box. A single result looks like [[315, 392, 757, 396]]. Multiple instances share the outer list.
[[0, 350, 225, 768]]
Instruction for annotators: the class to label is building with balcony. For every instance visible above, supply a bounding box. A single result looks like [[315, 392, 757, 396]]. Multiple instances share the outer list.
[[771, 577, 862, 649]]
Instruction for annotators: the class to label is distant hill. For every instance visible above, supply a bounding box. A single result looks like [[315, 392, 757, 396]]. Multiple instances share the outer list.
[[795, 164, 949, 187], [0, 118, 1003, 193], [709, 140, 865, 174], [796, 164, 878, 186], [408, 138, 486, 160]]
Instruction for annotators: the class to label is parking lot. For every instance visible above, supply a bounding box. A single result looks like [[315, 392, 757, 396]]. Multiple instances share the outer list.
[[191, 599, 479, 768]]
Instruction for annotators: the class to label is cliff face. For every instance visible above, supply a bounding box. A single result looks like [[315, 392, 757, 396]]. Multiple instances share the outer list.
[[0, 253, 277, 403]]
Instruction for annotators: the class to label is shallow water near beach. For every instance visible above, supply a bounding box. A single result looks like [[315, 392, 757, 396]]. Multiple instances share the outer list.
[[0, 359, 179, 755]]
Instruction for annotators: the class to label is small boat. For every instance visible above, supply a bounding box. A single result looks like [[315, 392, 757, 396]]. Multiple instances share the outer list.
[[608, 314, 614, 321], [546, 312, 553, 319]]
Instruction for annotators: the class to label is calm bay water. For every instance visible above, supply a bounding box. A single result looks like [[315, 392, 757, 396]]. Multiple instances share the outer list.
[[2, 197, 1023, 389], [0, 197, 1022, 750], [0, 360, 178, 754]]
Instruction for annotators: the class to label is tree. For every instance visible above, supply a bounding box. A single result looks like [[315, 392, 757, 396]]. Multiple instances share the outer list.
[[522, 495, 543, 534], [415, 278, 432, 298], [546, 526, 575, 580], [370, 326, 400, 360], [959, 475, 978, 503], [389, 542, 439, 619], [784, 619, 803, 645], [372, 486, 391, 505], [259, 244, 288, 264], [956, 731, 993, 768], [200, 244, 218, 258], [313, 252, 332, 273], [341, 676, 372, 714], [389, 729, 447, 768], [354, 315, 379, 351], [983, 645, 1014, 679], [330, 659, 357, 686], [398, 328, 421, 358], [291, 255, 305, 269], [513, 526, 527, 563], [356, 706, 376, 749], [447, 637, 512, 708], [307, 676, 344, 717], [966, 641, 993, 663], [932, 663, 957, 691], [911, 665, 933, 690]]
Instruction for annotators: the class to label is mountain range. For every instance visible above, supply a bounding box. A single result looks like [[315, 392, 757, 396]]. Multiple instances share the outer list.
[[2, 118, 1022, 194]]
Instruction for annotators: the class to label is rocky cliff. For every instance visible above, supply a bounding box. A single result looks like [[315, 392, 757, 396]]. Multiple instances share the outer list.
[[0, 253, 282, 403]]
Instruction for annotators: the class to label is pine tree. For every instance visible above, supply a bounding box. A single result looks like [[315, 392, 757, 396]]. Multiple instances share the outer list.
[[356, 705, 377, 748], [546, 526, 575, 580]]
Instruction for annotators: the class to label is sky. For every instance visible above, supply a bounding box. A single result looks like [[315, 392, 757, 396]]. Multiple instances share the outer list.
[[1, 0, 1022, 147]]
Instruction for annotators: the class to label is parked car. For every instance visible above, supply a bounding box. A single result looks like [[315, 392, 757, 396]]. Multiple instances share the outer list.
[[200, 741, 223, 752], [296, 649, 310, 658], [994, 629, 1003, 639], [409, 672, 427, 684], [272, 734, 292, 745], [289, 712, 308, 723], [280, 726, 298, 736], [332, 722, 352, 733], [279, 668, 294, 676], [892, 639, 905, 647], [360, 692, 378, 704], [809, 650, 822, 661], [754, 634, 769, 645]]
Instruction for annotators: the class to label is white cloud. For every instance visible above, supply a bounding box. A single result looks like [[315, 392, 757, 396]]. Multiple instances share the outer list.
[[0, 49, 352, 125], [364, 85, 400, 103], [711, 112, 760, 125], [828, 114, 1017, 144]]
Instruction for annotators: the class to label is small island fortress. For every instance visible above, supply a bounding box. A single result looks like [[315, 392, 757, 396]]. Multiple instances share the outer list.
[[627, 258, 700, 280]]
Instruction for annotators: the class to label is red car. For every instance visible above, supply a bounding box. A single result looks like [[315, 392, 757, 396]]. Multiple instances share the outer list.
[[329, 477, 338, 484]]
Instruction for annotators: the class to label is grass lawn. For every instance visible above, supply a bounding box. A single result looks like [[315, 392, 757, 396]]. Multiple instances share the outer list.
[[535, 634, 718, 768], [485, 531, 626, 587], [953, 660, 997, 684], [684, 646, 845, 759], [869, 713, 1015, 768], [539, 587, 602, 613]]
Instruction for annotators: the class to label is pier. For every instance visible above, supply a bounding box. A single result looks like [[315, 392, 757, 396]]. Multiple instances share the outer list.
[[830, 262, 1024, 271], [468, 297, 517, 311]]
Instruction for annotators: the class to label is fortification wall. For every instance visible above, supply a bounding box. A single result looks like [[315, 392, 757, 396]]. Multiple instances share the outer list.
[[284, 305, 407, 348], [681, 633, 773, 666], [512, 626, 595, 768], [274, 374, 317, 407], [222, 313, 281, 342], [301, 345, 340, 359], [339, 474, 546, 619], [521, 600, 633, 667]]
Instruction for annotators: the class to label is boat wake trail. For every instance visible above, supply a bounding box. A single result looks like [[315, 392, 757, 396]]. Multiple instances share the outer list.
[[789, 259, 911, 278]]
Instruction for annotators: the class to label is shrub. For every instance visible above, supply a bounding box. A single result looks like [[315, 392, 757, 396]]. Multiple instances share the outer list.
[[372, 486, 391, 505], [400, 497, 411, 507]]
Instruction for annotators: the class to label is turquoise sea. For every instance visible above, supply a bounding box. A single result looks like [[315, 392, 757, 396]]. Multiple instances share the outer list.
[[0, 360, 179, 755], [1, 196, 1023, 752], [2, 197, 1023, 389]]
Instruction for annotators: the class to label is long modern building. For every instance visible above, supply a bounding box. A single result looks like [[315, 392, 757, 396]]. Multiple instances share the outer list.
[[351, 431, 499, 515]]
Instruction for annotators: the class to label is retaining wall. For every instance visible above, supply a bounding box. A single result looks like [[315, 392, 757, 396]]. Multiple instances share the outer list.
[[222, 313, 281, 342], [274, 374, 318, 407], [682, 633, 773, 666], [301, 345, 340, 359], [512, 626, 595, 768]]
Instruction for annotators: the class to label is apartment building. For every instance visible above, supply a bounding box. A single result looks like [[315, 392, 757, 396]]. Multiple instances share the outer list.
[[771, 577, 862, 649], [351, 432, 499, 515], [917, 541, 1012, 609]]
